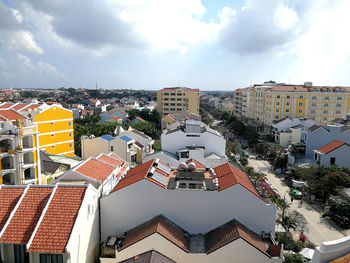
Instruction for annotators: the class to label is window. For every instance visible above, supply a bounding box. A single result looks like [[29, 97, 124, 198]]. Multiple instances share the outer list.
[[325, 96, 329, 100], [276, 102, 280, 105], [164, 98, 169, 101], [275, 115, 279, 119], [323, 117, 327, 120], [311, 110, 315, 113], [164, 103, 169, 106], [110, 146, 114, 151], [51, 145, 55, 149], [312, 96, 316, 100], [68, 121, 72, 126], [170, 108, 175, 111], [330, 157, 336, 165], [277, 95, 280, 98], [298, 109, 302, 113], [69, 133, 72, 137], [324, 103, 328, 107], [170, 98, 175, 101], [287, 96, 290, 99], [14, 244, 29, 263], [337, 97, 342, 100], [336, 110, 341, 114], [286, 102, 290, 106], [51, 134, 54, 137], [311, 103, 316, 107], [69, 143, 72, 148], [298, 102, 303, 106], [51, 122, 53, 125], [180, 152, 189, 158], [170, 103, 175, 106], [164, 93, 169, 95], [276, 109, 279, 112], [323, 110, 328, 113], [286, 109, 289, 113], [314, 153, 318, 160], [170, 93, 176, 96], [299, 95, 303, 99], [40, 254, 63, 263], [336, 104, 341, 107], [177, 103, 182, 106]]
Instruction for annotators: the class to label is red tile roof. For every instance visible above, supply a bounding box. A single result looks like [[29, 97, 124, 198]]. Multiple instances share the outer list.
[[185, 159, 206, 169], [121, 215, 189, 252], [111, 160, 155, 192], [22, 104, 40, 111], [75, 158, 116, 182], [0, 102, 14, 109], [28, 186, 86, 253], [112, 116, 122, 120], [97, 154, 124, 167], [234, 89, 243, 93], [330, 253, 350, 263], [316, 140, 349, 154], [12, 103, 28, 111], [0, 187, 53, 244], [0, 188, 24, 232], [136, 116, 146, 122], [0, 109, 26, 121], [214, 163, 263, 201], [205, 219, 268, 256]]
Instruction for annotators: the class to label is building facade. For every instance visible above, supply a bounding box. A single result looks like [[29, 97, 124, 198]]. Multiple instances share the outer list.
[[157, 87, 200, 117]]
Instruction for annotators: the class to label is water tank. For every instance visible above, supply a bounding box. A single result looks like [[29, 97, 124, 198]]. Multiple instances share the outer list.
[[178, 162, 187, 171], [188, 162, 196, 171]]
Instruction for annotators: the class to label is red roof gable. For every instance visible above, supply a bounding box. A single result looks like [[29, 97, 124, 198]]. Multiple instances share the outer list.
[[185, 159, 205, 169], [0, 187, 53, 244], [214, 163, 264, 201], [23, 104, 40, 111], [0, 109, 26, 121], [111, 160, 155, 192], [0, 102, 14, 109], [75, 158, 115, 182], [28, 186, 86, 253], [12, 103, 28, 111], [316, 140, 349, 154], [0, 188, 24, 232], [97, 154, 124, 167]]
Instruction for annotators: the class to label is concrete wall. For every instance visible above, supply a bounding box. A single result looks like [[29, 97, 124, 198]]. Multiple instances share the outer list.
[[101, 180, 277, 240], [278, 128, 301, 147], [81, 137, 109, 159], [161, 131, 226, 157], [311, 235, 350, 263], [319, 145, 350, 168], [113, 233, 279, 263], [66, 186, 100, 263], [306, 126, 350, 158]]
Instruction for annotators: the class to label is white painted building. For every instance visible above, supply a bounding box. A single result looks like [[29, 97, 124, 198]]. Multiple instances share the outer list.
[[0, 184, 100, 263], [311, 235, 350, 263], [161, 120, 226, 157], [313, 140, 350, 168]]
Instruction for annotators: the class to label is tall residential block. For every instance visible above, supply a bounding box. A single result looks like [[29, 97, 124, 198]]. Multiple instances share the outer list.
[[233, 81, 350, 126], [157, 87, 200, 116]]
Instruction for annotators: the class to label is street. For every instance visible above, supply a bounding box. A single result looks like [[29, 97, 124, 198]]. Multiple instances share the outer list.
[[248, 155, 350, 245]]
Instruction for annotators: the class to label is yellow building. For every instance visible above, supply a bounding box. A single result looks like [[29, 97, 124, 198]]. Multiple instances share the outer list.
[[157, 87, 200, 116], [33, 105, 74, 157], [239, 82, 350, 126]]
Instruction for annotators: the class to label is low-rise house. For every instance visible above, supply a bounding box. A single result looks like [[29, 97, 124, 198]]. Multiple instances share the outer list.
[[129, 116, 146, 125], [161, 111, 201, 130], [313, 140, 350, 168], [0, 184, 99, 263], [101, 159, 277, 244], [161, 120, 226, 158], [100, 109, 128, 124], [53, 152, 129, 196], [305, 124, 350, 158], [101, 215, 282, 263]]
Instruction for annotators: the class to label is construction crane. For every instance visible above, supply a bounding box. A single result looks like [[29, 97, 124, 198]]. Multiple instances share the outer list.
[[15, 119, 25, 185]]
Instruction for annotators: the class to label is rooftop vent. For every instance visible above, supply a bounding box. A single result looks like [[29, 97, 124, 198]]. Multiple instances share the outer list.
[[188, 162, 196, 171]]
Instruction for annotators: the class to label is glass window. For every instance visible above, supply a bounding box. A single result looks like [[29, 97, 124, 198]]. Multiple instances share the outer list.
[[298, 102, 303, 106], [14, 244, 29, 263], [312, 96, 316, 100], [276, 95, 280, 98], [287, 96, 290, 99], [40, 254, 63, 263], [325, 96, 329, 100], [68, 121, 72, 126], [276, 102, 280, 105], [299, 95, 303, 99], [110, 146, 114, 152], [286, 102, 289, 106], [298, 109, 302, 113], [69, 133, 72, 137]]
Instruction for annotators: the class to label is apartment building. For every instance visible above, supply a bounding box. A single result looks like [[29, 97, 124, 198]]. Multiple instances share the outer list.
[[234, 81, 350, 127], [0, 102, 75, 157], [157, 87, 200, 116]]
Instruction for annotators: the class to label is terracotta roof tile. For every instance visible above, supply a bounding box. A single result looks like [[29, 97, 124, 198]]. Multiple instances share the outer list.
[[12, 103, 28, 111], [205, 219, 268, 256], [0, 188, 24, 232], [214, 163, 263, 201], [111, 160, 154, 192], [121, 215, 189, 252], [97, 154, 124, 167], [22, 104, 39, 111], [316, 140, 349, 154], [0, 187, 53, 244], [120, 250, 176, 263], [330, 253, 350, 263], [186, 159, 205, 169], [28, 186, 86, 253], [0, 109, 26, 121], [75, 158, 115, 182], [0, 103, 14, 109]]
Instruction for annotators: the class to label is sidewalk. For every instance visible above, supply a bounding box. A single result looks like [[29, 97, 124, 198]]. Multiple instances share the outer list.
[[248, 156, 348, 246]]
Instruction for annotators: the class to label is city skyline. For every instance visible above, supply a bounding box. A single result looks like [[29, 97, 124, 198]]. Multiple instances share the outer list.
[[1, 0, 350, 90]]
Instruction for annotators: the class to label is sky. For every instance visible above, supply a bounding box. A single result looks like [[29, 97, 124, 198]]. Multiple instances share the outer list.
[[1, 0, 350, 91]]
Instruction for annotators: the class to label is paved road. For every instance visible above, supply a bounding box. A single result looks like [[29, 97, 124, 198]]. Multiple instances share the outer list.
[[248, 156, 349, 245]]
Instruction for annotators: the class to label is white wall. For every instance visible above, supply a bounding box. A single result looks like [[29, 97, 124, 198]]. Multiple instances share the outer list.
[[319, 145, 350, 168], [311, 235, 350, 263], [114, 233, 280, 263], [101, 180, 277, 240], [161, 131, 226, 157], [65, 186, 100, 263], [278, 128, 301, 147]]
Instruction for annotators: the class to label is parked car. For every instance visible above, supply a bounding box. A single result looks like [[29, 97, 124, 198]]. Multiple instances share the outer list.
[[290, 190, 303, 199]]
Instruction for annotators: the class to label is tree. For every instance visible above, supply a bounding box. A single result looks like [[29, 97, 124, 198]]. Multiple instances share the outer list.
[[283, 253, 307, 263]]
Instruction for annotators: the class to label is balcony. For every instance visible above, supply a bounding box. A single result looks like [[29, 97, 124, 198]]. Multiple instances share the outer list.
[[2, 172, 15, 185]]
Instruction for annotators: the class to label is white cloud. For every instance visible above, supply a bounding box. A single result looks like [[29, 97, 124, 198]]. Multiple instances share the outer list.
[[0, 1, 43, 54], [0, 54, 67, 89]]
